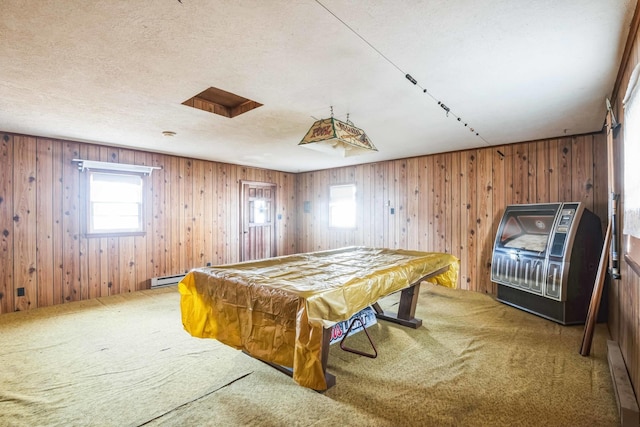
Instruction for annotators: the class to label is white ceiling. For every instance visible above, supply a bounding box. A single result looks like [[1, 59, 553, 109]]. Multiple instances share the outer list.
[[0, 0, 636, 173]]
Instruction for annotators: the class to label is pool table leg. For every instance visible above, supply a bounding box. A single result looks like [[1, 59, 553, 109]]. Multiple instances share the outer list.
[[251, 331, 336, 392], [320, 326, 337, 390], [373, 282, 423, 329]]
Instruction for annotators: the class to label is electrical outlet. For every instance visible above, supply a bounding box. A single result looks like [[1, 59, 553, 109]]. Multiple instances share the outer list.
[[17, 287, 25, 297]]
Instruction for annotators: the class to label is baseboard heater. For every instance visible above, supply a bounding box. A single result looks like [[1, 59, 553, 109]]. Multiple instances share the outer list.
[[150, 274, 186, 288]]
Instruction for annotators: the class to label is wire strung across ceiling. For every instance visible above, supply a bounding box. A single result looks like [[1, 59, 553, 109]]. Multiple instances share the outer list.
[[314, 0, 492, 147]]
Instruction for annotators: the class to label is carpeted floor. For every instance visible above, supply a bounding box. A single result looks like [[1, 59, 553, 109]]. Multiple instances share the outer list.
[[0, 284, 618, 426]]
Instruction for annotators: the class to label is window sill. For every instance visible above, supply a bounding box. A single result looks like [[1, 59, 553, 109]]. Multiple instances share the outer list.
[[85, 231, 146, 238]]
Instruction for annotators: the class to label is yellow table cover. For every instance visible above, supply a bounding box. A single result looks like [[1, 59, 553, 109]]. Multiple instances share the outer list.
[[179, 247, 459, 390]]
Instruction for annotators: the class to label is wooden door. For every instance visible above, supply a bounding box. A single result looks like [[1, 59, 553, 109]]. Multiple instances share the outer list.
[[240, 181, 276, 261]]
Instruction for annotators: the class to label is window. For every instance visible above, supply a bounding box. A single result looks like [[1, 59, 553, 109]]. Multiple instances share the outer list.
[[622, 64, 640, 272], [329, 184, 356, 228], [252, 200, 268, 224], [87, 171, 144, 235]]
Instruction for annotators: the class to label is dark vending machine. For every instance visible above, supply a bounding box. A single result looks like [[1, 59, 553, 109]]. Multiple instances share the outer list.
[[490, 202, 604, 325]]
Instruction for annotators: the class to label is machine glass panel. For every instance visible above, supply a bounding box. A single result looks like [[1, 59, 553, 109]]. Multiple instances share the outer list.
[[496, 205, 559, 255]]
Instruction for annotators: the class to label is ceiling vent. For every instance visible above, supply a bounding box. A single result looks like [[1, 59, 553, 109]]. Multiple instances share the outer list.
[[182, 87, 262, 118]]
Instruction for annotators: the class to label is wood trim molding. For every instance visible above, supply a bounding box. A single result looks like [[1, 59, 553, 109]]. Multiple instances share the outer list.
[[624, 233, 640, 276], [612, 2, 640, 104], [607, 340, 640, 427], [625, 254, 640, 276]]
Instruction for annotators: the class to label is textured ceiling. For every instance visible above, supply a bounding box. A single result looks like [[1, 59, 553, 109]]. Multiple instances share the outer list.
[[0, 0, 636, 172]]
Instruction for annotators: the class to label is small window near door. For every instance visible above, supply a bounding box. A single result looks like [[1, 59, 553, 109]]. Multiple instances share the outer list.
[[329, 184, 356, 228], [252, 200, 268, 224], [87, 171, 144, 235]]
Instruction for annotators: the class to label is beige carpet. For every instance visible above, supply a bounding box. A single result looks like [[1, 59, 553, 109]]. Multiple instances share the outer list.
[[0, 284, 618, 426]]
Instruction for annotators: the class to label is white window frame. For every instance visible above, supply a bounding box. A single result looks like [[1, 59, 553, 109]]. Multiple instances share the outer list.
[[86, 170, 145, 236], [623, 64, 640, 239], [329, 183, 357, 229]]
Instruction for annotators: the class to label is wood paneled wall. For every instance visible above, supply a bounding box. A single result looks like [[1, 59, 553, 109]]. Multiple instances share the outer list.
[[0, 133, 297, 314], [608, 6, 640, 405], [295, 134, 608, 294]]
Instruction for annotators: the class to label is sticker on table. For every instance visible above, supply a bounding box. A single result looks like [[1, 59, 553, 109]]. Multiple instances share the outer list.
[[329, 306, 377, 345]]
